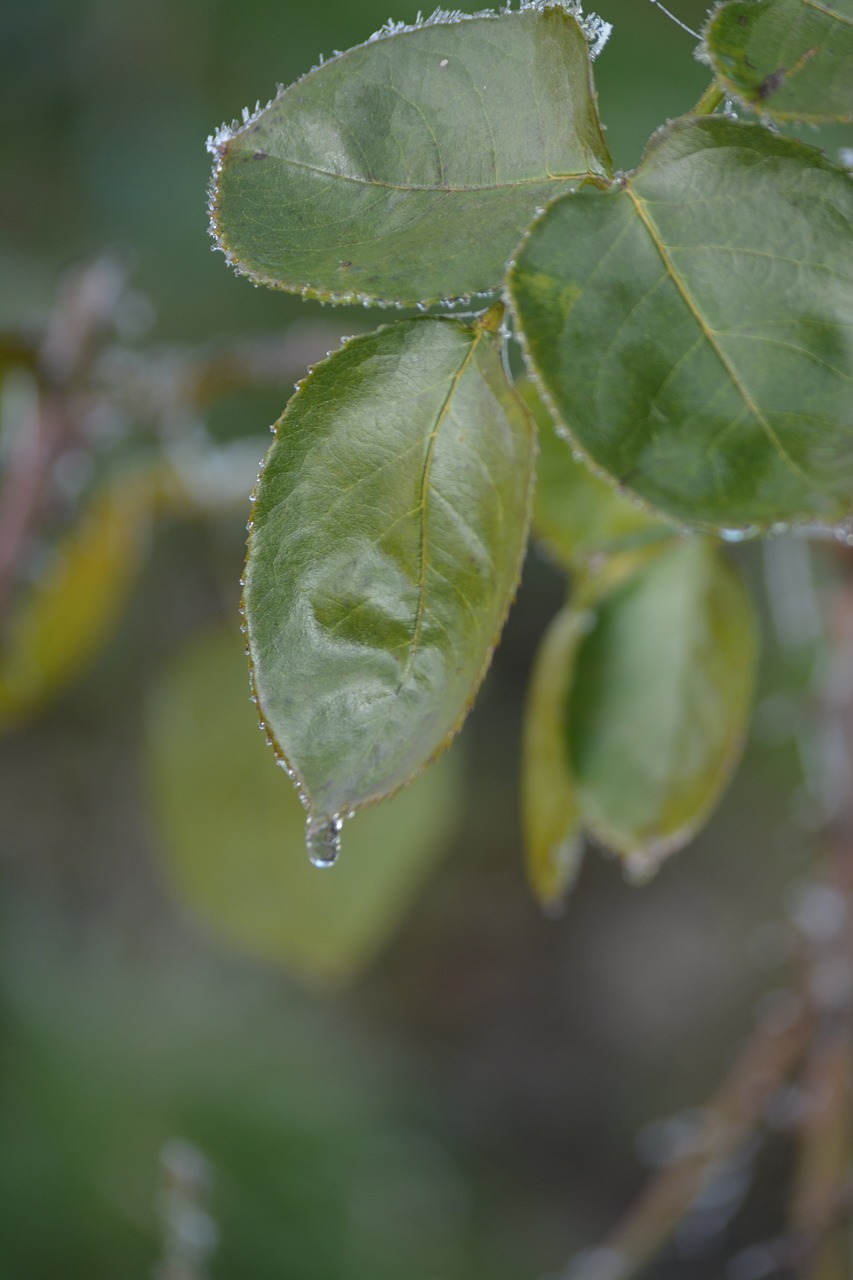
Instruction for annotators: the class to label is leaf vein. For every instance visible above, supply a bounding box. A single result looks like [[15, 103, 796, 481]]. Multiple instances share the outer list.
[[626, 185, 811, 486]]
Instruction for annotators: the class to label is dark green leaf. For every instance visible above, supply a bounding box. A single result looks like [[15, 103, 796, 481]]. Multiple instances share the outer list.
[[147, 628, 462, 983], [209, 7, 611, 306], [701, 0, 853, 123], [509, 117, 853, 531], [244, 311, 534, 848], [521, 379, 674, 572], [521, 603, 584, 909], [566, 539, 758, 874]]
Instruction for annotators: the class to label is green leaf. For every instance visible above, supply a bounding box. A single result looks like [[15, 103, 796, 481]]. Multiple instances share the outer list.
[[209, 6, 611, 307], [566, 539, 758, 875], [521, 604, 584, 910], [701, 0, 853, 124], [521, 379, 674, 573], [146, 628, 462, 984], [244, 311, 534, 852], [0, 470, 152, 732], [509, 117, 853, 532]]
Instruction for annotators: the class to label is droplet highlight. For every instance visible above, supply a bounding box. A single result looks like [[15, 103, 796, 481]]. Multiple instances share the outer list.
[[306, 813, 343, 868]]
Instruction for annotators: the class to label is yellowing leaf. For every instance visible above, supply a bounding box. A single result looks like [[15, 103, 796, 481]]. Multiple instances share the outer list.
[[0, 471, 152, 731], [521, 604, 585, 910]]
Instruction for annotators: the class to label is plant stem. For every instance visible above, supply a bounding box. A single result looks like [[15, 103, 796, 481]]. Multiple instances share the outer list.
[[692, 83, 725, 116], [565, 999, 813, 1280]]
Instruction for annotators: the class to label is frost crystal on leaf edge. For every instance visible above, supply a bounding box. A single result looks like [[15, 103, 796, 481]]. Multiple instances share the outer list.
[[205, 0, 612, 155]]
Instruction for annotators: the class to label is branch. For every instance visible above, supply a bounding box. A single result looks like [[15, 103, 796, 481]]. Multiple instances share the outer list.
[[564, 998, 813, 1280]]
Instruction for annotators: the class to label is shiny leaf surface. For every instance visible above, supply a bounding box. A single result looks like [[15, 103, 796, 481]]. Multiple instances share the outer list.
[[209, 7, 611, 306], [244, 312, 534, 835], [567, 539, 758, 874], [509, 117, 853, 531], [147, 629, 462, 984], [702, 0, 853, 123]]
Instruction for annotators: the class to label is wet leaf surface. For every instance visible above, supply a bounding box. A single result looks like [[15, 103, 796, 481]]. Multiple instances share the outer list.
[[510, 117, 853, 531], [702, 0, 853, 123], [244, 312, 534, 839], [210, 7, 611, 305]]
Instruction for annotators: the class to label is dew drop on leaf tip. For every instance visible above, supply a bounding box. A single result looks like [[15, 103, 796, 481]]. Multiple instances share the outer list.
[[306, 813, 343, 868]]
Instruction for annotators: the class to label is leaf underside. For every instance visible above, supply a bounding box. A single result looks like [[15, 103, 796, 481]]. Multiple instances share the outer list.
[[702, 0, 853, 123], [244, 314, 535, 826], [566, 539, 758, 869], [210, 7, 610, 306], [509, 117, 853, 531]]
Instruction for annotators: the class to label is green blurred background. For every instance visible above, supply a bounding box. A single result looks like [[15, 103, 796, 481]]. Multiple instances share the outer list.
[[0, 1, 841, 1277]]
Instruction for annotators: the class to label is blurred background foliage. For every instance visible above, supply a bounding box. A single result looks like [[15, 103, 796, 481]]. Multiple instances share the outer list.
[[1, 0, 849, 1277]]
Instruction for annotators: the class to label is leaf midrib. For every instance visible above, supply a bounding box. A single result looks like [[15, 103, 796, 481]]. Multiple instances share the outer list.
[[243, 149, 593, 194], [625, 183, 810, 486], [400, 327, 486, 686], [800, 0, 853, 27]]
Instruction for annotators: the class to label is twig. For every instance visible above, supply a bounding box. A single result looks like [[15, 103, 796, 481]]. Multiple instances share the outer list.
[[788, 1028, 852, 1278], [564, 997, 813, 1280]]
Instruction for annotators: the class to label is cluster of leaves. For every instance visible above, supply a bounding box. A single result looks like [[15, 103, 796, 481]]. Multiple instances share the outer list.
[[207, 0, 852, 903]]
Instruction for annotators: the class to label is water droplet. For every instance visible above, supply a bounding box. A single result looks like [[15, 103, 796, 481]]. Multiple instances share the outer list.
[[719, 526, 759, 543], [306, 814, 343, 867]]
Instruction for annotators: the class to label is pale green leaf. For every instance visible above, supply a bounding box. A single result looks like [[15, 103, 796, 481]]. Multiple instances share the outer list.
[[146, 628, 462, 984], [244, 311, 534, 843], [209, 7, 611, 306], [701, 0, 853, 124], [509, 117, 853, 531], [521, 379, 675, 573], [0, 470, 152, 731], [521, 604, 584, 909], [566, 539, 758, 875]]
